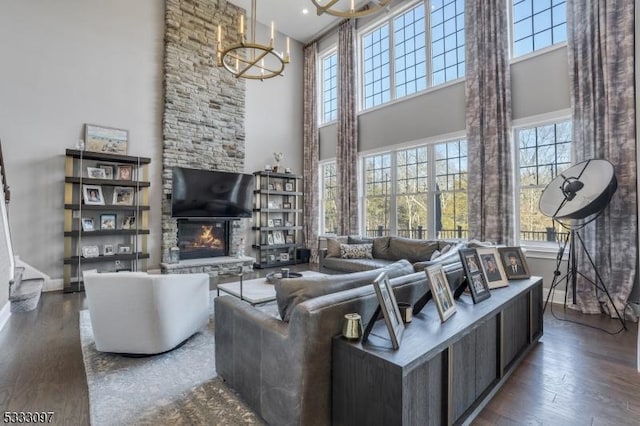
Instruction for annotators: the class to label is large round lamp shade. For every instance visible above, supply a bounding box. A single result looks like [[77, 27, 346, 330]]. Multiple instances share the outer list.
[[539, 159, 617, 220]]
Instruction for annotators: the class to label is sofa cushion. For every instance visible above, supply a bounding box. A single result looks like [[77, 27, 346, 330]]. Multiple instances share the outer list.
[[387, 237, 440, 263], [326, 236, 348, 258], [372, 236, 392, 259], [340, 243, 373, 259], [347, 235, 375, 244], [275, 259, 414, 321], [322, 257, 396, 273]]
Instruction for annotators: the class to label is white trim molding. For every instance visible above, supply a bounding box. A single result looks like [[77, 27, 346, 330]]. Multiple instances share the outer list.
[[0, 301, 11, 332]]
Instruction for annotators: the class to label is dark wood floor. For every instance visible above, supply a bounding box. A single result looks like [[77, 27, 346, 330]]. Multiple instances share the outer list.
[[0, 272, 638, 425]]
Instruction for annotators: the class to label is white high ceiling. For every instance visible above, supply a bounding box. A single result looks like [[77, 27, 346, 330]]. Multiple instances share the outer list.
[[227, 0, 367, 43]]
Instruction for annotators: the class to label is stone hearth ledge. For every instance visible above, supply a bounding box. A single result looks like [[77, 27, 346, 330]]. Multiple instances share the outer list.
[[160, 256, 255, 276]]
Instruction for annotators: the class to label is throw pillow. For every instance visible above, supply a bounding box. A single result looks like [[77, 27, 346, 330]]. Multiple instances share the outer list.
[[274, 259, 414, 321], [325, 236, 348, 258], [340, 243, 373, 259]]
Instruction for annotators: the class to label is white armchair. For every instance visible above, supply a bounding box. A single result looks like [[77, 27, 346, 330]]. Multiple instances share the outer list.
[[83, 270, 210, 355]]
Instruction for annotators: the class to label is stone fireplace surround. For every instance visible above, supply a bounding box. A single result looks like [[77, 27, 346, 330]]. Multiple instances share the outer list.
[[160, 0, 254, 276]]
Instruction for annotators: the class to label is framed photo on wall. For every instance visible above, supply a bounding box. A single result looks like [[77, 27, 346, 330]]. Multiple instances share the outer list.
[[498, 247, 531, 280], [85, 124, 128, 155], [458, 248, 491, 303], [476, 247, 508, 289], [372, 272, 404, 350], [425, 265, 457, 322]]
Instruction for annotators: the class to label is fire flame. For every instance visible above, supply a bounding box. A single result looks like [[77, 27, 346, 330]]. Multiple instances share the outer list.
[[193, 225, 223, 248]]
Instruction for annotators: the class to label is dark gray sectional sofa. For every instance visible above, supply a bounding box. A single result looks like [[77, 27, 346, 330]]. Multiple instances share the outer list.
[[320, 235, 465, 273]]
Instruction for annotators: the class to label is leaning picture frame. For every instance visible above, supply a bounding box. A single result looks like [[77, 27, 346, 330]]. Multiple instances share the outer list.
[[425, 265, 457, 322], [85, 124, 128, 155], [82, 184, 105, 205], [113, 186, 134, 206], [476, 247, 509, 289], [458, 248, 491, 303], [498, 247, 531, 280], [372, 272, 404, 350]]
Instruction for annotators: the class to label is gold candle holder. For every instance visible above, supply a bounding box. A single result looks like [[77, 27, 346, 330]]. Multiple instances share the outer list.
[[342, 313, 363, 340]]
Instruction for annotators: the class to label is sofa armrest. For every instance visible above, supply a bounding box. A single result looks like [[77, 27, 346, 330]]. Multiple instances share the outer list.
[[319, 248, 328, 270]]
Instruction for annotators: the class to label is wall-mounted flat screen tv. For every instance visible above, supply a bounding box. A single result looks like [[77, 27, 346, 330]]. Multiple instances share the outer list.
[[171, 167, 254, 219]]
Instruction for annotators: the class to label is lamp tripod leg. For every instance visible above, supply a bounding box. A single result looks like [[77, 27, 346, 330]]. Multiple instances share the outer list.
[[543, 229, 571, 312]]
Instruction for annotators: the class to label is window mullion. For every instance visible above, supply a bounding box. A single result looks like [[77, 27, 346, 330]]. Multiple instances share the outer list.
[[427, 144, 436, 239], [389, 18, 396, 102], [425, 0, 433, 88]]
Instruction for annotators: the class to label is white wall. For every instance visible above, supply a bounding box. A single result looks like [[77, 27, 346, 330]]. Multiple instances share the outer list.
[[0, 0, 165, 280]]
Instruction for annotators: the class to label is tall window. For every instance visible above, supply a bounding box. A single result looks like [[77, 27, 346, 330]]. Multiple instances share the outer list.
[[430, 0, 465, 85], [320, 162, 338, 233], [517, 120, 572, 242], [363, 154, 393, 236], [362, 139, 468, 239], [363, 25, 391, 109], [321, 52, 338, 123], [434, 139, 468, 239], [361, 1, 465, 111], [394, 3, 427, 97], [396, 147, 428, 238], [512, 0, 567, 57]]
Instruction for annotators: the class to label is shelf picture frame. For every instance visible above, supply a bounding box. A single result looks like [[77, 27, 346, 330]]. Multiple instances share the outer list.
[[284, 182, 293, 191], [267, 234, 274, 245], [103, 244, 114, 256], [285, 235, 294, 244], [85, 124, 129, 155], [113, 186, 134, 206], [100, 214, 116, 230], [425, 265, 457, 322], [267, 183, 275, 191], [498, 247, 531, 280], [87, 167, 106, 179], [81, 218, 95, 232], [273, 218, 282, 226], [121, 216, 135, 230], [82, 184, 105, 205], [81, 245, 100, 258], [273, 230, 285, 244], [97, 163, 114, 179], [476, 247, 509, 289], [116, 165, 133, 181], [118, 244, 131, 254], [279, 252, 289, 261], [282, 202, 292, 209], [372, 272, 404, 350], [459, 248, 491, 303], [267, 219, 274, 227], [268, 254, 276, 262], [274, 182, 283, 191]]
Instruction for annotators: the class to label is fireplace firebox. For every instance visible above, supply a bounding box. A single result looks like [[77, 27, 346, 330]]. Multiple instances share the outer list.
[[177, 220, 229, 260]]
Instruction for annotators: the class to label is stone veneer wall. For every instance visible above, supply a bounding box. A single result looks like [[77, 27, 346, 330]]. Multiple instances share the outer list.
[[162, 0, 247, 263]]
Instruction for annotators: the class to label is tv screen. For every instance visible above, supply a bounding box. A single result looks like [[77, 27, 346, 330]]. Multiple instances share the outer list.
[[171, 167, 254, 219]]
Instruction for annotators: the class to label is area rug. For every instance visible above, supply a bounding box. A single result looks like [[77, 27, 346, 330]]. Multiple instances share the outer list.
[[79, 292, 265, 426]]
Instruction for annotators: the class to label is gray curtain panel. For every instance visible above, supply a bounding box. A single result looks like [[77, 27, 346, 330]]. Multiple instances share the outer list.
[[567, 0, 637, 317], [337, 20, 359, 236], [303, 42, 320, 264], [464, 0, 514, 245]]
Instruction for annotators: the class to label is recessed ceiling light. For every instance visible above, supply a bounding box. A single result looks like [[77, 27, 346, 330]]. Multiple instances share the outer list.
[[302, 8, 309, 14]]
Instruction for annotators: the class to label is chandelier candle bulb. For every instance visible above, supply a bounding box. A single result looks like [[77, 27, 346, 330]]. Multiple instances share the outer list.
[[350, 0, 355, 13], [286, 37, 290, 61], [239, 14, 244, 38], [270, 21, 274, 46]]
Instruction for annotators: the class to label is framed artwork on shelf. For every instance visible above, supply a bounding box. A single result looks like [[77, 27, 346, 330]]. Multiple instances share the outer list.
[[99, 214, 116, 230], [87, 167, 106, 179], [458, 248, 491, 303], [372, 272, 404, 350], [282, 202, 292, 209], [113, 187, 134, 205], [121, 216, 135, 229], [267, 201, 277, 209], [267, 219, 274, 227], [81, 218, 95, 232], [268, 254, 276, 262], [273, 230, 285, 244], [267, 183, 275, 191], [279, 252, 289, 261], [274, 182, 283, 191], [84, 124, 128, 155], [498, 247, 531, 280], [81, 245, 99, 258], [116, 165, 133, 180], [476, 247, 508, 289], [285, 235, 294, 244], [284, 182, 293, 191], [103, 244, 114, 256], [82, 184, 105, 205], [273, 218, 282, 226], [118, 244, 131, 254], [267, 234, 274, 245], [97, 163, 114, 179], [425, 265, 457, 322]]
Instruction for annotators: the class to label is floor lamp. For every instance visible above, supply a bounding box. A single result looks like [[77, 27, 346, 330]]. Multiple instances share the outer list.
[[538, 159, 626, 330]]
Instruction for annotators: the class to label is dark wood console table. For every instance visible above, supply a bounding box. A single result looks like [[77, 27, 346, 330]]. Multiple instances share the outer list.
[[332, 276, 543, 426]]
